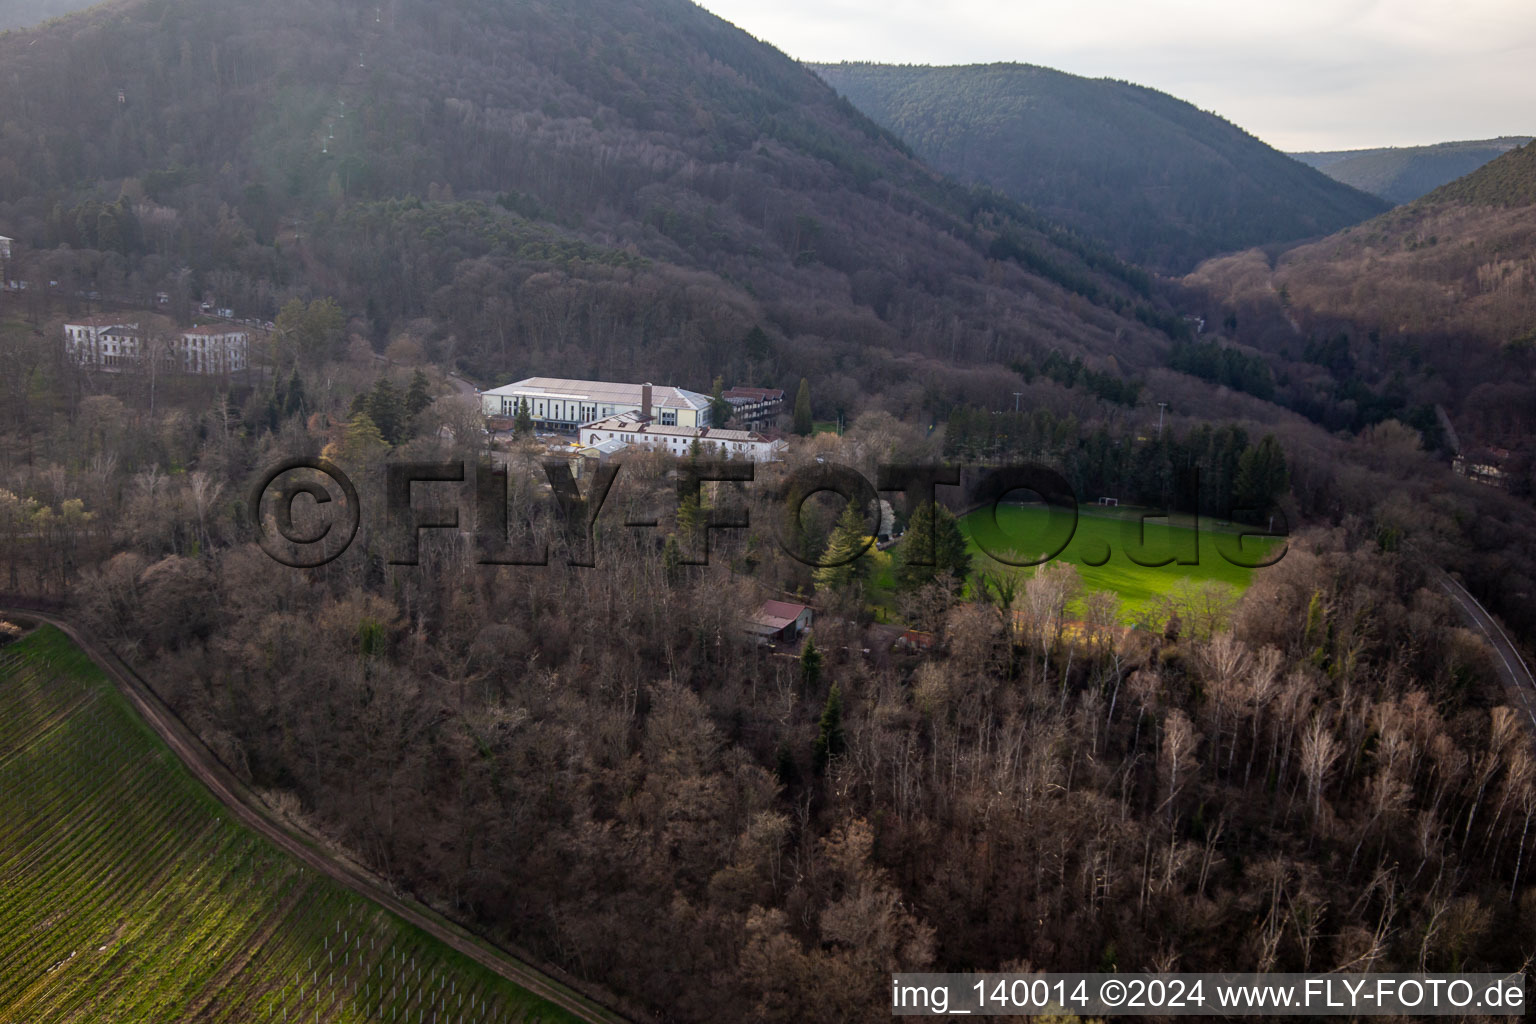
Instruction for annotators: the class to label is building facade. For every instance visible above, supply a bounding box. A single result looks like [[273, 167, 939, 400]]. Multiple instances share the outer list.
[[479, 378, 712, 431], [173, 326, 249, 374], [579, 414, 787, 463], [64, 319, 249, 374], [1453, 448, 1511, 490], [722, 386, 785, 427], [0, 235, 13, 260], [63, 317, 142, 371]]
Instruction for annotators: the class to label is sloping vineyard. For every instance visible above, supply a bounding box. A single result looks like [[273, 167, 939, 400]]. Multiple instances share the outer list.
[[0, 626, 579, 1023]]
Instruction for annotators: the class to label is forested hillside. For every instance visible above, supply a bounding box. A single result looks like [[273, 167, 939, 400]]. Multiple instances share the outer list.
[[0, 0, 1180, 413], [809, 62, 1388, 273], [8, 4, 1536, 1021], [1293, 137, 1532, 205], [0, 0, 99, 31], [9, 388, 1536, 1023], [1423, 140, 1536, 207], [1185, 141, 1536, 472]]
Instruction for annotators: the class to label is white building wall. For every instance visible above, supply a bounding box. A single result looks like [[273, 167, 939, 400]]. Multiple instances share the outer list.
[[65, 322, 247, 374], [172, 330, 248, 375], [577, 423, 785, 463]]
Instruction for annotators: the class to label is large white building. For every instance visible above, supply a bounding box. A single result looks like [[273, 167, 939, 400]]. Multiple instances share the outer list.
[[63, 316, 142, 371], [579, 414, 787, 463], [64, 318, 249, 375], [174, 325, 249, 374], [480, 377, 712, 431], [0, 236, 13, 260]]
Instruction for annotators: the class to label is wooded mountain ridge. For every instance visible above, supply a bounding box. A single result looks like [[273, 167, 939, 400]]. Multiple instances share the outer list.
[[1293, 137, 1533, 206], [0, 0, 1189, 421], [0, 0, 101, 31], [808, 61, 1389, 274], [1184, 141, 1536, 464]]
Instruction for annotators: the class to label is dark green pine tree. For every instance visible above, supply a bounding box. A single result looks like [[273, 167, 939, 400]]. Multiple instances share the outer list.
[[676, 490, 707, 544], [283, 368, 307, 418], [366, 377, 405, 445], [263, 382, 283, 433], [812, 682, 845, 775], [709, 375, 732, 426], [743, 325, 772, 361], [800, 634, 822, 690], [405, 369, 432, 418], [792, 377, 813, 436], [813, 499, 871, 593], [895, 501, 972, 593], [775, 739, 801, 788], [1235, 434, 1289, 511], [514, 397, 533, 438]]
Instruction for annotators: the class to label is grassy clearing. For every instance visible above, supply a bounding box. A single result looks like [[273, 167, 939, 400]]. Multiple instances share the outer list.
[[0, 626, 580, 1024], [959, 503, 1283, 615]]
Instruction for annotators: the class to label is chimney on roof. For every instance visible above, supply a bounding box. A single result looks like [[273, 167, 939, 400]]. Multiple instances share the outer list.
[[640, 382, 653, 423]]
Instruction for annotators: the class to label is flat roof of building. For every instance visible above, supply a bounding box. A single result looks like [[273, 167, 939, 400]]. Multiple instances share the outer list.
[[723, 386, 784, 401], [481, 377, 709, 411], [183, 325, 248, 336]]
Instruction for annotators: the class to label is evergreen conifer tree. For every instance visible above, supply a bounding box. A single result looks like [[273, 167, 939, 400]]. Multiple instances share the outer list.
[[366, 378, 404, 444], [405, 369, 432, 418], [896, 501, 972, 592], [1235, 434, 1289, 510], [814, 500, 872, 593], [709, 376, 732, 426], [792, 378, 813, 436], [812, 683, 845, 775], [283, 368, 307, 418], [800, 635, 822, 689], [325, 412, 389, 466]]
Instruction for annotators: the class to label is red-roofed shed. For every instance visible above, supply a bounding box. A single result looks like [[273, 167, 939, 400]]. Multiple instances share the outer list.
[[746, 600, 813, 643]]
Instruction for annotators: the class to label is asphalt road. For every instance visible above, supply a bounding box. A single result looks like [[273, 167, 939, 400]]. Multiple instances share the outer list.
[[1438, 575, 1536, 732], [1, 609, 633, 1024], [369, 351, 479, 399]]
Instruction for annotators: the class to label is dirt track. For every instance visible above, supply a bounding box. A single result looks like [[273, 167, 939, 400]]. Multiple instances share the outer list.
[[2, 608, 633, 1024]]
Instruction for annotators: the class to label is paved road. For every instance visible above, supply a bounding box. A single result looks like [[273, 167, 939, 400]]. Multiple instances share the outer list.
[[367, 350, 479, 399], [1438, 575, 1536, 732], [2, 609, 634, 1024], [447, 370, 479, 397]]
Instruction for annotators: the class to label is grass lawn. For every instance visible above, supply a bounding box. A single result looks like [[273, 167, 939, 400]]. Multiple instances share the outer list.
[[959, 502, 1284, 616]]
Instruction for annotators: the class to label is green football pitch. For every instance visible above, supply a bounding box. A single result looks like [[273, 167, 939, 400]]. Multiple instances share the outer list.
[[959, 502, 1284, 614]]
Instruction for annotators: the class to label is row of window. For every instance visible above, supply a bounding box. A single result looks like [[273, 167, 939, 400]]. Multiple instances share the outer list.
[[497, 397, 681, 425], [586, 432, 761, 455]]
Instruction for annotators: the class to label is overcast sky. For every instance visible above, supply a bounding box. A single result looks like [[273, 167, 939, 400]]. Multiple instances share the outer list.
[[694, 0, 1535, 151]]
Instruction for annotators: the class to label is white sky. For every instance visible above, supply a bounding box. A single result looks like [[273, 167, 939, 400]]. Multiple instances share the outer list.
[[693, 0, 1536, 151]]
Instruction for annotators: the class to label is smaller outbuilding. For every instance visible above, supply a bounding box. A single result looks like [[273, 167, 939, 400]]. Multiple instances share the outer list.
[[580, 437, 629, 462], [746, 600, 813, 644]]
